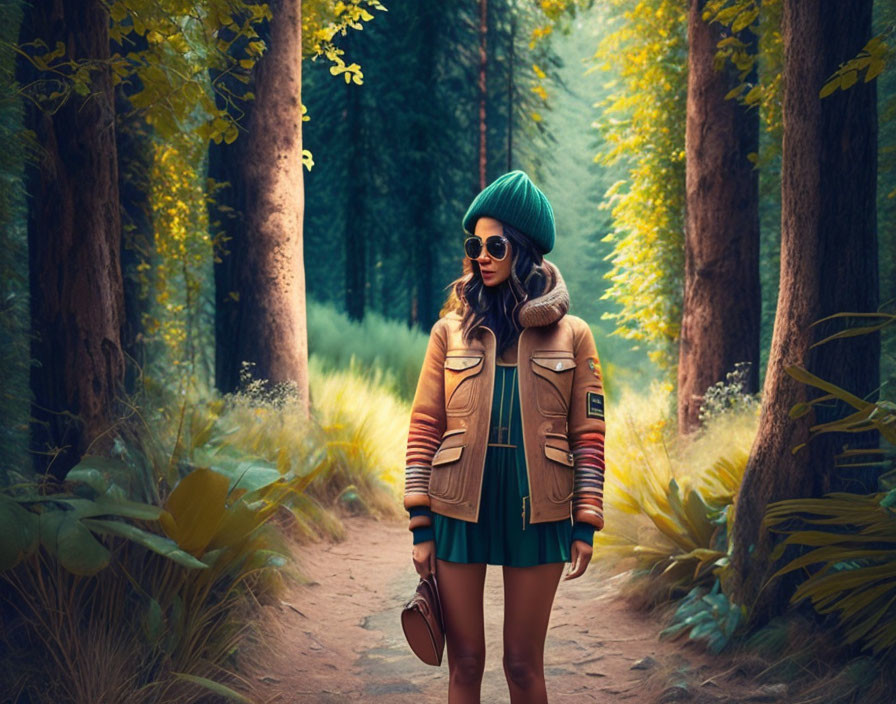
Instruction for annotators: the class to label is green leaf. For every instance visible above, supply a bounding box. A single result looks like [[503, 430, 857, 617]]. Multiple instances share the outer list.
[[66, 455, 141, 498], [789, 402, 812, 419], [223, 459, 282, 496], [784, 365, 870, 410], [820, 78, 840, 98], [170, 673, 252, 703], [840, 70, 858, 90], [39, 510, 110, 575], [66, 467, 108, 494], [61, 496, 163, 521], [83, 519, 207, 569], [724, 84, 747, 100], [0, 496, 39, 571], [730, 7, 759, 32], [865, 59, 885, 82], [742, 84, 762, 104], [143, 598, 164, 643]]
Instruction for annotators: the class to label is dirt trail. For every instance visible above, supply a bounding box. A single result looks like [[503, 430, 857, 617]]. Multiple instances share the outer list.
[[247, 515, 753, 704]]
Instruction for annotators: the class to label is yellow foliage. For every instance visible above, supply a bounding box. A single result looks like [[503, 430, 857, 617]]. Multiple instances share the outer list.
[[160, 468, 230, 557], [147, 131, 212, 389], [595, 381, 759, 586], [307, 356, 410, 505], [20, 1, 387, 150], [590, 0, 687, 377], [820, 33, 892, 98], [703, 0, 784, 166], [207, 356, 409, 534]]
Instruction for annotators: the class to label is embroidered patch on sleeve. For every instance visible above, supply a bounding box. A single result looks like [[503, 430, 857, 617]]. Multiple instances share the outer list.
[[586, 391, 605, 420]]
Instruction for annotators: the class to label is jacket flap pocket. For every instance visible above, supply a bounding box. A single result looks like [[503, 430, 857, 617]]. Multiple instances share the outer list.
[[544, 444, 574, 467], [544, 431, 569, 442], [441, 428, 467, 439], [531, 356, 575, 373], [445, 355, 483, 372], [432, 445, 464, 466]]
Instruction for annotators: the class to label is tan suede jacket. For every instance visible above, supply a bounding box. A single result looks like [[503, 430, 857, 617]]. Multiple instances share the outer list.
[[403, 260, 606, 534]]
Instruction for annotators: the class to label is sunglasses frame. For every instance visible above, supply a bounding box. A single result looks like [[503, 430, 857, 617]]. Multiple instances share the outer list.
[[463, 233, 510, 262]]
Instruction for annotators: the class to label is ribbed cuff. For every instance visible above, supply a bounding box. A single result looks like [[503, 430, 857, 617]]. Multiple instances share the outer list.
[[571, 521, 596, 546], [412, 526, 435, 545], [409, 506, 435, 544]]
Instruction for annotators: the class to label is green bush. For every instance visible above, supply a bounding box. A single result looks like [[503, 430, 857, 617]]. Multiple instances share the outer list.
[[307, 299, 429, 401]]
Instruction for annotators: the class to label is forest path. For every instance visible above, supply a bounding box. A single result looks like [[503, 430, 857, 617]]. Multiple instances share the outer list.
[[247, 515, 760, 704]]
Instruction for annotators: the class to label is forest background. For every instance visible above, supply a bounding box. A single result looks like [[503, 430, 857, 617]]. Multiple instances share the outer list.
[[1, 0, 895, 702]]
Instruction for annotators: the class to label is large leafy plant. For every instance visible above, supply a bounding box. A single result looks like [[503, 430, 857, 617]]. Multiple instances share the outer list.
[[0, 395, 327, 703], [760, 311, 896, 654], [596, 384, 757, 596], [661, 578, 746, 654]]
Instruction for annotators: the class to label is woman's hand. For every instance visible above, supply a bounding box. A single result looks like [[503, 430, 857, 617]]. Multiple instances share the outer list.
[[412, 539, 437, 578], [564, 539, 593, 580]]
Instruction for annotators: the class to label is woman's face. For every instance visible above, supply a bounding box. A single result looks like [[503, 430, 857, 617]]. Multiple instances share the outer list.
[[472, 216, 513, 287]]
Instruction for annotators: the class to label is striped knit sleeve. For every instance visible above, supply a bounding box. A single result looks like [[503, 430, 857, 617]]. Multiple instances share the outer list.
[[403, 319, 447, 522], [568, 320, 606, 531]]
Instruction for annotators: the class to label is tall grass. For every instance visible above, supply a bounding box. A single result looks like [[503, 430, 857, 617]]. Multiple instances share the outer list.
[[213, 355, 409, 540], [1, 354, 412, 702], [595, 379, 760, 596], [307, 300, 429, 401]]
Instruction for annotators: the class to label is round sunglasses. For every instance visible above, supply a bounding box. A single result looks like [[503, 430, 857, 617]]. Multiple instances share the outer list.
[[463, 234, 509, 261]]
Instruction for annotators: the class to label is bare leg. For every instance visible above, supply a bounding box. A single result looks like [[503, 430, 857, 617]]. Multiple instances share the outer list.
[[501, 562, 565, 704], [436, 559, 488, 704]]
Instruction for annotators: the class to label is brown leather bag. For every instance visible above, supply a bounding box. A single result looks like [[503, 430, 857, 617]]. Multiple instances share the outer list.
[[401, 572, 445, 666]]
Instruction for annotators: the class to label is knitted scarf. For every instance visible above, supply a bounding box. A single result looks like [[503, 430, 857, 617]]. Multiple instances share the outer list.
[[517, 258, 570, 328]]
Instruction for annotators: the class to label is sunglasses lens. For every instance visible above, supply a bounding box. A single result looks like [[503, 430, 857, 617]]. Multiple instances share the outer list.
[[486, 237, 507, 260], [465, 235, 507, 260]]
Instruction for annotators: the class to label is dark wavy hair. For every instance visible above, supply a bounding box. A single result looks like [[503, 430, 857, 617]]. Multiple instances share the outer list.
[[448, 223, 548, 357]]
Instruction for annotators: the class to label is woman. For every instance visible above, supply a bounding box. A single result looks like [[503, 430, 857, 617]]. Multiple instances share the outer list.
[[404, 170, 606, 703]]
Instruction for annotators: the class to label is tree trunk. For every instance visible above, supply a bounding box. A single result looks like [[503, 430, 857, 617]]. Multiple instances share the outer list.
[[114, 30, 154, 395], [18, 0, 126, 479], [678, 0, 760, 434], [209, 34, 253, 395], [729, 0, 879, 621], [236, 0, 309, 414]]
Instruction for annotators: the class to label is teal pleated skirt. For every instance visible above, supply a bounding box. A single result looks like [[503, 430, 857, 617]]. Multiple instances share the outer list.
[[433, 363, 573, 567]]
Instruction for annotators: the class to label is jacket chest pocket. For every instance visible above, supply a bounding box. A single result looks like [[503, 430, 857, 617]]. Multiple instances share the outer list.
[[543, 432, 575, 503], [428, 428, 467, 502], [530, 353, 576, 417], [444, 354, 484, 416]]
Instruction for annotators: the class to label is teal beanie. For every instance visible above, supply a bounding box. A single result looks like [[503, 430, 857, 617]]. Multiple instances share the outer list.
[[462, 170, 556, 254]]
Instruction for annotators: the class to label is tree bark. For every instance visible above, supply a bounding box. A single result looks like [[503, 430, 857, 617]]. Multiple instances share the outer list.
[[236, 0, 309, 413], [18, 0, 126, 478], [114, 29, 154, 394], [678, 0, 760, 435], [209, 33, 253, 395], [729, 0, 879, 620]]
